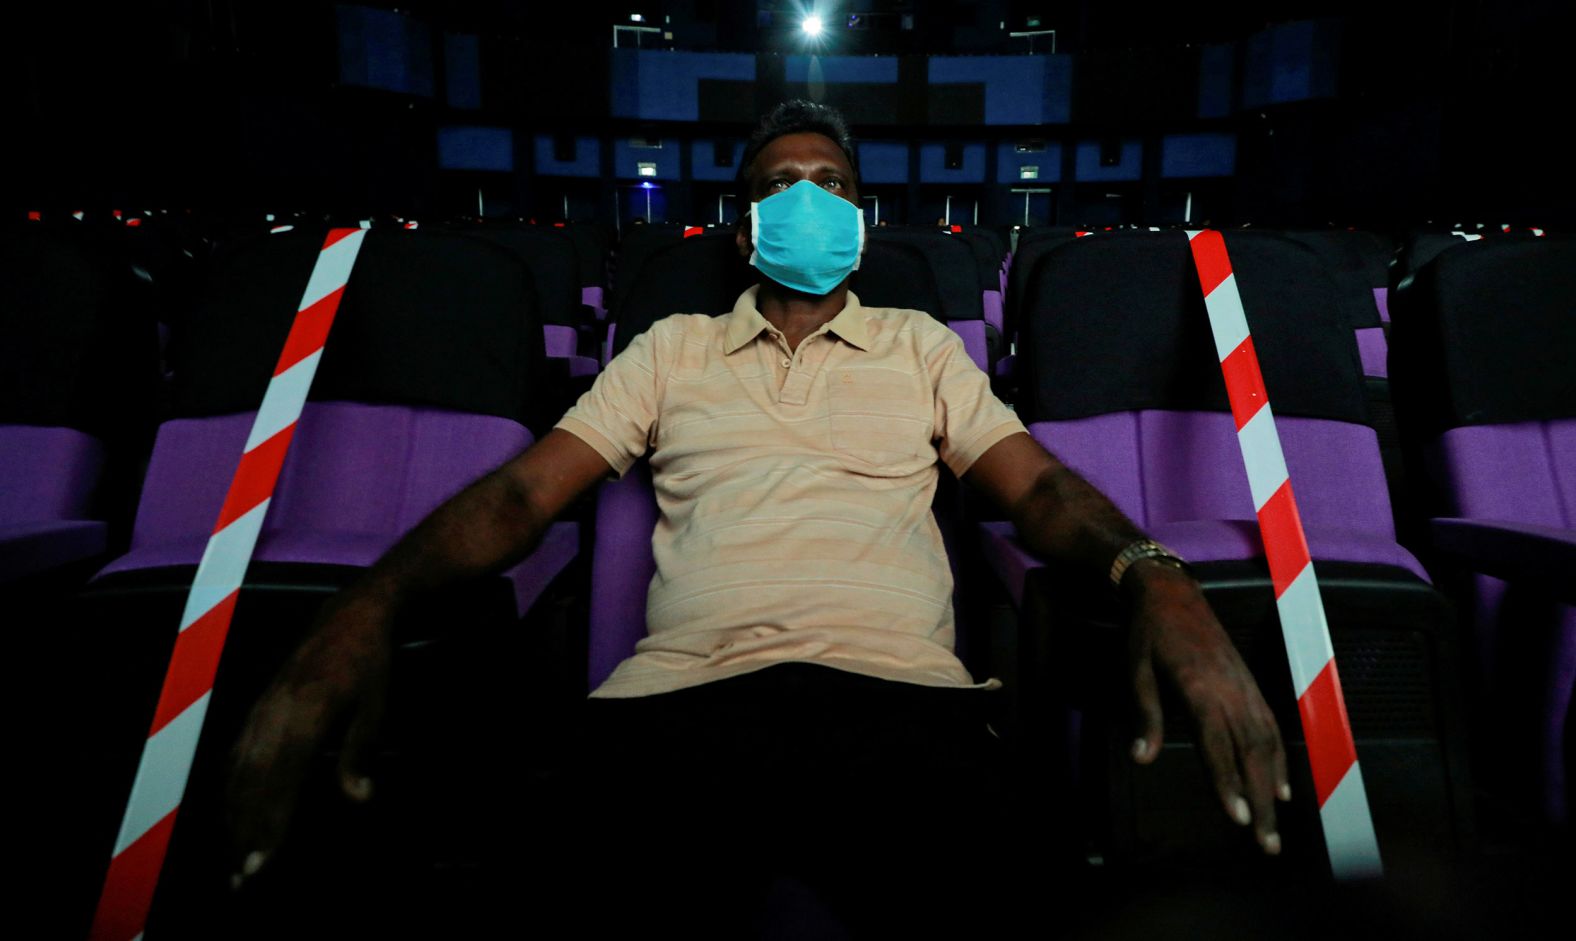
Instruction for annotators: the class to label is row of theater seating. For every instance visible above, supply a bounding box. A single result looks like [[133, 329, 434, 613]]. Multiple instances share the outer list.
[[3, 216, 1570, 934]]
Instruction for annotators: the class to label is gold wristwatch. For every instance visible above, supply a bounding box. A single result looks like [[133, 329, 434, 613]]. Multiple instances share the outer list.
[[1109, 539, 1188, 589]]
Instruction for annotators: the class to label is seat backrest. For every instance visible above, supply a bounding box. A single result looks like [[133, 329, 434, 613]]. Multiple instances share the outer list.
[[1005, 228, 1080, 345], [172, 226, 550, 434], [0, 425, 104, 524], [1283, 229, 1391, 374], [865, 227, 983, 322], [0, 224, 162, 440], [955, 228, 1004, 292], [953, 228, 1007, 334], [563, 221, 611, 290], [849, 239, 946, 322], [610, 231, 756, 359], [609, 222, 690, 320], [1390, 235, 1576, 527], [448, 223, 584, 326]]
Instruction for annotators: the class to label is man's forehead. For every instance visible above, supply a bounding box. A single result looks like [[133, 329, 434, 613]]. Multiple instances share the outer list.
[[752, 132, 853, 173]]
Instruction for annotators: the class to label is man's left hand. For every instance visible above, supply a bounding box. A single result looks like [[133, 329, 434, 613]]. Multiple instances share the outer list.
[[1123, 559, 1292, 855]]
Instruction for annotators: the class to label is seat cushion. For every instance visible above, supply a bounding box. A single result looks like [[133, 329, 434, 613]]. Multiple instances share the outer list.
[[0, 520, 108, 584]]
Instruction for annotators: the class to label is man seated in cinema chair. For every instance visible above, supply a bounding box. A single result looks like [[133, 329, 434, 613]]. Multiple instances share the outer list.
[[228, 101, 1290, 932]]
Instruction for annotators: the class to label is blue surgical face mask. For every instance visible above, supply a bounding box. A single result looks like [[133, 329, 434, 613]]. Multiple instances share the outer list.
[[749, 179, 865, 295]]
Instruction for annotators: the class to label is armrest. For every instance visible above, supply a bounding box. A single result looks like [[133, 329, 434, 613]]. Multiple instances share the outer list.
[[978, 521, 1043, 609], [1429, 518, 1576, 604]]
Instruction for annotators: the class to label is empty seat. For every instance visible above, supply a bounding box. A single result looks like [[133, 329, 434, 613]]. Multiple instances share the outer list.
[[447, 221, 602, 379], [982, 230, 1470, 871], [866, 226, 996, 369], [1389, 234, 1576, 829], [0, 223, 162, 586], [1283, 228, 1413, 546]]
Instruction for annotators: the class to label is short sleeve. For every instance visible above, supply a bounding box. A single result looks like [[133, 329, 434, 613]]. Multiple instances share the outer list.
[[929, 324, 1027, 477], [554, 320, 670, 477]]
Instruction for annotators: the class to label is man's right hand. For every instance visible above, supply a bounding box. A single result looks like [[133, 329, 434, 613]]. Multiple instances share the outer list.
[[222, 428, 613, 888], [225, 589, 394, 888]]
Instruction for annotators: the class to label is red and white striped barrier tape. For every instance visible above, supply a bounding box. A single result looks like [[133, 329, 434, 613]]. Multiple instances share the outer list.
[[1185, 229, 1384, 881], [90, 228, 368, 940]]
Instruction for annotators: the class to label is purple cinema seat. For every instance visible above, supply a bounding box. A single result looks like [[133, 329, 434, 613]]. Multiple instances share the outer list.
[[544, 324, 601, 378], [586, 463, 658, 689], [1283, 229, 1393, 380], [0, 425, 108, 583], [442, 222, 603, 389], [1390, 236, 1576, 827], [947, 319, 991, 373], [988, 231, 1426, 591], [982, 289, 1005, 336], [582, 285, 606, 321], [93, 403, 575, 618], [986, 229, 1469, 868], [2, 224, 162, 586], [980, 412, 1426, 608]]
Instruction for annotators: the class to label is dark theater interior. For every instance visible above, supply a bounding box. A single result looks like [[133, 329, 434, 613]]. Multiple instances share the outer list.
[[8, 1, 1573, 937]]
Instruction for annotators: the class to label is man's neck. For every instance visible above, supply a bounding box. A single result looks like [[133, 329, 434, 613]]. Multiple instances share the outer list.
[[756, 278, 849, 352]]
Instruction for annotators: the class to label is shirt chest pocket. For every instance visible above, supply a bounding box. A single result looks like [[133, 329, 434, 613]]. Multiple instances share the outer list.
[[825, 368, 934, 467]]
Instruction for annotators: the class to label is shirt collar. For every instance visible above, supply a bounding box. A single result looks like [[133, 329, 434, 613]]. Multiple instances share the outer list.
[[722, 285, 872, 354]]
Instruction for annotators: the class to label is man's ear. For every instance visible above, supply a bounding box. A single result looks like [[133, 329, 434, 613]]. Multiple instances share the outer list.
[[736, 209, 752, 260]]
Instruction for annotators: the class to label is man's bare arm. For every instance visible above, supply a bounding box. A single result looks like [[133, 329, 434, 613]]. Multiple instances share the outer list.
[[963, 432, 1146, 580], [227, 429, 613, 883], [349, 429, 614, 607], [964, 431, 1290, 855]]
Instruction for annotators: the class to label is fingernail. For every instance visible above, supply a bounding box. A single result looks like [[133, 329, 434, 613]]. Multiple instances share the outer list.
[[1263, 832, 1282, 855], [1231, 796, 1251, 826], [1131, 738, 1148, 761], [1278, 783, 1293, 802], [243, 850, 266, 878]]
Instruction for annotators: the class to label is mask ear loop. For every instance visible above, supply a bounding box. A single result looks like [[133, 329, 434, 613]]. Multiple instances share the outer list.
[[851, 202, 865, 272], [747, 201, 762, 268]]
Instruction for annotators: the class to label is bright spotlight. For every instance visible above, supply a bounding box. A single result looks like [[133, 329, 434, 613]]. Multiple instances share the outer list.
[[801, 15, 823, 37]]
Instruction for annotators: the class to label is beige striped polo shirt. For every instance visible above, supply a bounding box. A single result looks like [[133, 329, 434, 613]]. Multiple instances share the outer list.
[[557, 285, 1026, 698]]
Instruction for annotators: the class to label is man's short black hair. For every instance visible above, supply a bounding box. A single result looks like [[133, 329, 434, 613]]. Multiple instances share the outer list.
[[736, 99, 860, 190]]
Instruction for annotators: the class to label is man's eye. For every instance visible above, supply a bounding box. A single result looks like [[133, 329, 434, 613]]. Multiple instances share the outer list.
[[822, 179, 843, 190], [769, 179, 789, 190]]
